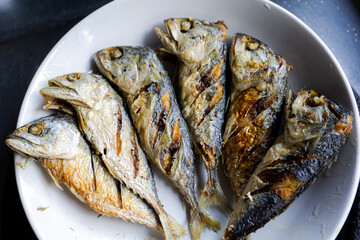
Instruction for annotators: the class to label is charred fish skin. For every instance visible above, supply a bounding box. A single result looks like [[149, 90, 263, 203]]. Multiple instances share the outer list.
[[223, 33, 290, 200], [154, 17, 230, 212], [5, 114, 162, 231], [94, 46, 221, 238], [40, 74, 185, 240], [223, 89, 353, 240]]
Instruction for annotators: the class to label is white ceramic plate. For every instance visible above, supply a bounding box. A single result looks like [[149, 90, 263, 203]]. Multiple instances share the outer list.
[[14, 0, 360, 239]]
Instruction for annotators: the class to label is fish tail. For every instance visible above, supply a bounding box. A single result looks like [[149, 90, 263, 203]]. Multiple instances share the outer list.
[[158, 211, 186, 240], [190, 207, 221, 240], [199, 178, 232, 214]]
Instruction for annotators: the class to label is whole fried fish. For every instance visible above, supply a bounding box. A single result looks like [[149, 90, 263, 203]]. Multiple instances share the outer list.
[[223, 33, 290, 200], [5, 114, 162, 232], [223, 89, 353, 239], [40, 74, 185, 240], [94, 46, 220, 239], [154, 17, 230, 212]]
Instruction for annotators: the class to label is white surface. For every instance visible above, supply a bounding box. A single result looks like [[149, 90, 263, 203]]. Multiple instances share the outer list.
[[14, 0, 360, 239]]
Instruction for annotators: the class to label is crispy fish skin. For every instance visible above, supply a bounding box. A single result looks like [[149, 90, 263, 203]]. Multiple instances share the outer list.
[[154, 18, 230, 213], [40, 74, 185, 240], [223, 89, 353, 239], [223, 33, 290, 200], [94, 46, 220, 238], [5, 114, 162, 231]]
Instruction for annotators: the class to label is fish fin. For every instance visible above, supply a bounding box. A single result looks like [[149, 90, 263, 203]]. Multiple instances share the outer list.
[[199, 180, 232, 214], [40, 87, 92, 109], [190, 207, 221, 240], [46, 169, 64, 191], [154, 27, 178, 54], [159, 213, 187, 240], [77, 111, 87, 135]]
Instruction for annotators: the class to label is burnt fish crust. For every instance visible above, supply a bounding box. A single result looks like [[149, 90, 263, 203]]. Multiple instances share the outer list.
[[223, 89, 353, 240], [223, 33, 291, 200]]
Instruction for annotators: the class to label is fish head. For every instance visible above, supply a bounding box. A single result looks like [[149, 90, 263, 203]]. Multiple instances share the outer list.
[[6, 114, 81, 160], [154, 18, 227, 64], [285, 89, 329, 145], [94, 46, 159, 94], [40, 73, 110, 108]]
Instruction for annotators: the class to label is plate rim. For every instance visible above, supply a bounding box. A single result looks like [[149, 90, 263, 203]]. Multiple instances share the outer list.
[[14, 0, 360, 239]]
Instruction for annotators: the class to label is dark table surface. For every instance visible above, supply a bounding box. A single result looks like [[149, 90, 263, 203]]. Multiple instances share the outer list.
[[0, 0, 359, 239]]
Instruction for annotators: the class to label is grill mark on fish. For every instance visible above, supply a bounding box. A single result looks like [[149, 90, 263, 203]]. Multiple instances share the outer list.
[[227, 87, 263, 139], [250, 171, 303, 201], [130, 126, 140, 179], [264, 154, 315, 169], [198, 84, 224, 126], [196, 61, 223, 94], [248, 95, 277, 119], [90, 153, 97, 191], [159, 119, 182, 175], [116, 181, 123, 208], [133, 82, 161, 103], [116, 107, 122, 156], [149, 92, 171, 149], [198, 142, 216, 169]]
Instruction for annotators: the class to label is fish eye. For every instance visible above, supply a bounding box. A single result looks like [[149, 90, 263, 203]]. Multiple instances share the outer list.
[[28, 124, 45, 136], [246, 40, 260, 51], [180, 20, 192, 32], [306, 95, 325, 107], [67, 73, 81, 81], [111, 48, 123, 60]]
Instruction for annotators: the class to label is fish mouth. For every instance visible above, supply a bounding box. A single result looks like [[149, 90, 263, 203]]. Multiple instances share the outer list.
[[40, 74, 90, 108], [94, 49, 115, 81], [154, 22, 179, 56], [5, 134, 42, 157], [163, 19, 181, 42]]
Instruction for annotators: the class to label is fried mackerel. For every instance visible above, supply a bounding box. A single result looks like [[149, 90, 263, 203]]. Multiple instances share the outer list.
[[94, 46, 220, 239], [223, 33, 290, 200], [5, 114, 163, 232], [223, 89, 353, 240], [40, 74, 185, 240], [154, 17, 230, 212]]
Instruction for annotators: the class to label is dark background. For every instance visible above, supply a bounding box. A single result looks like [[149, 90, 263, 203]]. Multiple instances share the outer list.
[[0, 0, 359, 239]]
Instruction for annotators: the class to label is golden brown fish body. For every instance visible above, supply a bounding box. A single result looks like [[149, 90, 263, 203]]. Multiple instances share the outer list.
[[154, 17, 230, 213], [40, 74, 185, 240], [5, 114, 162, 231], [223, 89, 353, 239], [94, 47, 220, 239], [223, 33, 290, 200]]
